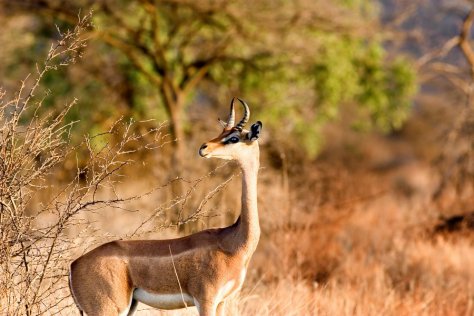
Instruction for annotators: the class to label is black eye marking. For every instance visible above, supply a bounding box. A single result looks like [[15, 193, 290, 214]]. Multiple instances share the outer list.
[[228, 136, 240, 143], [223, 136, 240, 144]]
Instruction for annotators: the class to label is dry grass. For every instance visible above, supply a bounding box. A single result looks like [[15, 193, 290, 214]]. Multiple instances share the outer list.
[[49, 157, 474, 316], [3, 95, 472, 315], [244, 191, 473, 316], [126, 226, 474, 316], [3, 138, 472, 316]]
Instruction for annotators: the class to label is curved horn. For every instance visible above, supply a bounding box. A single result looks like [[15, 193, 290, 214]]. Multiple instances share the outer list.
[[227, 98, 236, 127], [235, 98, 250, 130]]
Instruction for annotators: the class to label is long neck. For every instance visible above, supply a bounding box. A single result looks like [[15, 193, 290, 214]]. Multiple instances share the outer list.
[[236, 151, 260, 250]]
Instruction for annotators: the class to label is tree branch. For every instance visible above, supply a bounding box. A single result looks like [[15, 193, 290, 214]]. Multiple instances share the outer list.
[[459, 9, 474, 77]]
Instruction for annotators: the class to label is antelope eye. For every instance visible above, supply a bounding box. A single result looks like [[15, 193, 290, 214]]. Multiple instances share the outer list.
[[229, 136, 240, 143]]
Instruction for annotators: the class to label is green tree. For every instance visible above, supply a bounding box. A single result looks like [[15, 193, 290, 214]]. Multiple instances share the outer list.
[[1, 0, 416, 160]]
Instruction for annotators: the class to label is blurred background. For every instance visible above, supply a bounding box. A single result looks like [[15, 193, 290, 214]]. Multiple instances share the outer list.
[[0, 0, 473, 315]]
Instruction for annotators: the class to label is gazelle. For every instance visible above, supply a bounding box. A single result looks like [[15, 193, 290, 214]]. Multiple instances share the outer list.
[[69, 98, 263, 316]]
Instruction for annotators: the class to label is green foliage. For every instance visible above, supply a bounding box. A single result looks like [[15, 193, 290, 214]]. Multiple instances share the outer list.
[[0, 0, 417, 160], [234, 34, 416, 159], [208, 2, 416, 159], [313, 35, 362, 121], [314, 38, 416, 134]]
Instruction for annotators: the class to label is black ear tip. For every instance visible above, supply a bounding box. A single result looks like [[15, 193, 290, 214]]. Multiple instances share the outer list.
[[251, 121, 262, 132]]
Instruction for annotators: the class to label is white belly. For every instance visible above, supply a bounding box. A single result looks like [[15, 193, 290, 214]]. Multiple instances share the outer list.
[[133, 288, 195, 310]]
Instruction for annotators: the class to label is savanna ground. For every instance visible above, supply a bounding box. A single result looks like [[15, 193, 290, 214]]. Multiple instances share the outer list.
[[1, 1, 474, 315]]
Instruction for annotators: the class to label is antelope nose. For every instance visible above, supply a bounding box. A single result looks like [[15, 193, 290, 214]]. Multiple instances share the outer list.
[[199, 144, 208, 157]]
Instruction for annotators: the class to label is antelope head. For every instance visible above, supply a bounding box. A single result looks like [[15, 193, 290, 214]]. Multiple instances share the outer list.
[[199, 98, 262, 162]]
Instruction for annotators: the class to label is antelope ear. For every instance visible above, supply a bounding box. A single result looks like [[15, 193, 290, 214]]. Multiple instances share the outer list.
[[247, 121, 262, 141]]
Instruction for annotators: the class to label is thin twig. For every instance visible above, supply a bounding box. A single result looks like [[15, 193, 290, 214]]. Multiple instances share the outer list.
[[169, 244, 188, 309]]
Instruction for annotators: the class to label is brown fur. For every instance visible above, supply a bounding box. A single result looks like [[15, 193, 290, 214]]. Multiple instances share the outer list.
[[70, 118, 261, 316], [70, 224, 253, 315]]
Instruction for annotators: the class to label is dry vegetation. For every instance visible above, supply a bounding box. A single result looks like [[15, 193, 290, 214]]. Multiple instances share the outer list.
[[2, 7, 474, 316], [117, 151, 474, 316]]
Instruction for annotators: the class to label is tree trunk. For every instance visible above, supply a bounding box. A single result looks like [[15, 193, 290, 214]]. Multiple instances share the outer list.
[[161, 86, 188, 230], [169, 103, 184, 172]]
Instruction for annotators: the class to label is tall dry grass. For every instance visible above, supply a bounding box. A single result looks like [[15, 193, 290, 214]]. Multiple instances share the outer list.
[[82, 154, 472, 316], [4, 107, 473, 315]]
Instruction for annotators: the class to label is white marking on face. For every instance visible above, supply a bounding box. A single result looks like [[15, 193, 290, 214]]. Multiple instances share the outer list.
[[133, 288, 195, 309], [222, 132, 241, 143]]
